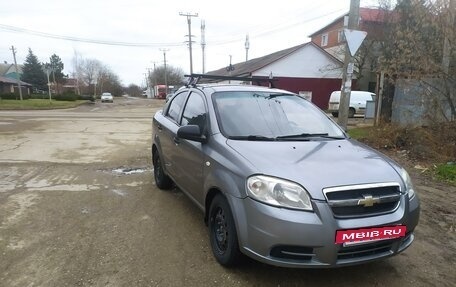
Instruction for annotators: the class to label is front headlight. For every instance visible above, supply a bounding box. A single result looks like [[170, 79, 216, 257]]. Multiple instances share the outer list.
[[400, 168, 416, 200], [247, 175, 313, 211]]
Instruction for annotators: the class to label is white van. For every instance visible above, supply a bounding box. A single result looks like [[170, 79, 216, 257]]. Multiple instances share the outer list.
[[327, 90, 376, 118]]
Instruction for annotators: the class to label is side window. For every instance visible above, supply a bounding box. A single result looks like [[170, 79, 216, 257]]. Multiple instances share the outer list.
[[181, 93, 207, 132], [166, 92, 187, 123], [321, 33, 328, 47], [337, 30, 345, 43]]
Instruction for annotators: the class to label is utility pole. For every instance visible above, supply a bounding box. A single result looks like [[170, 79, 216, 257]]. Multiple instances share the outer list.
[[201, 20, 206, 74], [442, 0, 455, 74], [338, 0, 360, 130], [245, 34, 250, 62], [42, 64, 53, 103], [146, 68, 151, 97], [179, 12, 198, 74], [10, 46, 23, 101], [143, 73, 148, 91], [442, 0, 455, 120], [160, 48, 169, 95]]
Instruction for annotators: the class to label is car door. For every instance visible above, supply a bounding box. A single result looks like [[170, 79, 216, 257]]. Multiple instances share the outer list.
[[158, 90, 189, 177], [172, 91, 208, 207]]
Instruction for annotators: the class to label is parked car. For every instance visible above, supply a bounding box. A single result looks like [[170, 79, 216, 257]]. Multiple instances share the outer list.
[[328, 91, 376, 118], [101, 92, 113, 103], [151, 82, 419, 268]]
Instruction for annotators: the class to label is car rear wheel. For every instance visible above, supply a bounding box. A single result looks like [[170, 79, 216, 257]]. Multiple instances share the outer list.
[[153, 152, 173, 189], [349, 108, 355, 118], [331, 112, 338, 117], [209, 194, 241, 267]]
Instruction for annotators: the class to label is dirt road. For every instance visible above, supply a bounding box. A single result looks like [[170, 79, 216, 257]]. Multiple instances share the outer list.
[[0, 97, 454, 286]]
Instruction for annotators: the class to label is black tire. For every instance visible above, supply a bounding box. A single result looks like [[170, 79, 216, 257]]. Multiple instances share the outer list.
[[331, 112, 339, 117], [348, 108, 356, 118], [153, 151, 173, 189], [209, 194, 241, 267]]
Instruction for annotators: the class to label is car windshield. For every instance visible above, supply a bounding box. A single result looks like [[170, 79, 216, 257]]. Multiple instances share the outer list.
[[213, 91, 345, 140]]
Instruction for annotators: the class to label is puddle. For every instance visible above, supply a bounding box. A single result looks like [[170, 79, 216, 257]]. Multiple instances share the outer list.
[[112, 189, 127, 196], [107, 167, 150, 175]]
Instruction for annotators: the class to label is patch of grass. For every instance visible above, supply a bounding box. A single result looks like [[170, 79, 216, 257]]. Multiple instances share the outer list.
[[436, 163, 456, 183], [347, 127, 372, 140], [0, 99, 87, 110]]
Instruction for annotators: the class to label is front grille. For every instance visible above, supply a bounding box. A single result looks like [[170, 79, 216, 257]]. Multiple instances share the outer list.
[[337, 240, 394, 261], [270, 245, 314, 261], [323, 183, 402, 218]]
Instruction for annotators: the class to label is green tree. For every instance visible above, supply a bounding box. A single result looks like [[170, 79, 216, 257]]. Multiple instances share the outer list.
[[48, 54, 65, 94], [21, 48, 47, 91]]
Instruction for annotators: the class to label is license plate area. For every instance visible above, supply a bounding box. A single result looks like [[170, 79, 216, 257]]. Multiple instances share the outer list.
[[335, 226, 406, 245]]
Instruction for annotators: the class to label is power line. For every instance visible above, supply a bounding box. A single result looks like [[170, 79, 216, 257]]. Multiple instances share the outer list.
[[0, 24, 184, 47], [207, 8, 347, 46], [0, 7, 346, 49]]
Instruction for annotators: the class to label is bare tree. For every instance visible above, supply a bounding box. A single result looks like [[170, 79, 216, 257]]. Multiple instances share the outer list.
[[378, 0, 455, 121], [149, 65, 185, 87]]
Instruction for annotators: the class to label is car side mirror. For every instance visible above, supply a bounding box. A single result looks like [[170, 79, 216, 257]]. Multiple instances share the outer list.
[[177, 125, 207, 143]]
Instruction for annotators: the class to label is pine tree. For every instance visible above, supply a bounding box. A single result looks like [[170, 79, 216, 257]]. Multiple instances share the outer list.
[[21, 48, 47, 91], [49, 54, 65, 84], [48, 54, 65, 94]]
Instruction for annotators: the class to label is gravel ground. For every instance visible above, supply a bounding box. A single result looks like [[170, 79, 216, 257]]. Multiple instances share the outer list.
[[0, 97, 454, 287]]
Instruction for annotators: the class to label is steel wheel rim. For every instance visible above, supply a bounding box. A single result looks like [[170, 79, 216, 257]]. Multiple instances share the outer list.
[[154, 156, 162, 182], [213, 207, 228, 253]]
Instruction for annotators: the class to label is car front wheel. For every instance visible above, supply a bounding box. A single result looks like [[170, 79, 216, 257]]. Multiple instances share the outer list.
[[153, 151, 173, 189], [209, 194, 241, 266]]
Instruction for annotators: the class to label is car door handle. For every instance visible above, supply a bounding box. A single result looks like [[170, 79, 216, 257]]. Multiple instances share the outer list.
[[173, 137, 180, 145], [157, 124, 163, 131]]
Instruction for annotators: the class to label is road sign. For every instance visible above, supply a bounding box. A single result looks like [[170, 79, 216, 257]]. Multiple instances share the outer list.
[[344, 29, 367, 56]]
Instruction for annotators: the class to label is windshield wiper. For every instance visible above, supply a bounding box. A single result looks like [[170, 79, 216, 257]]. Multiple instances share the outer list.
[[228, 135, 276, 141], [276, 133, 344, 140]]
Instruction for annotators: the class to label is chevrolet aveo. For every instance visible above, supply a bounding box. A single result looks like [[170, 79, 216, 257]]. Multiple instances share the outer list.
[[151, 82, 420, 268]]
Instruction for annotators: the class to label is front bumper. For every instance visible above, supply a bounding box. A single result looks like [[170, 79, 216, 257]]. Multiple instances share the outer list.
[[228, 195, 420, 268]]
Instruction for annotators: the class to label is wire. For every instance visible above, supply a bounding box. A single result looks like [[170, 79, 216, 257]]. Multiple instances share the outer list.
[[0, 24, 185, 48], [0, 7, 346, 48], [207, 8, 347, 46]]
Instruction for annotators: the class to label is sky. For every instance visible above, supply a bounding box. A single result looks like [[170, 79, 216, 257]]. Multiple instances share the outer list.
[[0, 0, 381, 87]]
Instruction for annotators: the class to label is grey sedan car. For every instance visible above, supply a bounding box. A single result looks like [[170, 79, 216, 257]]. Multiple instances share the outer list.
[[151, 83, 420, 268]]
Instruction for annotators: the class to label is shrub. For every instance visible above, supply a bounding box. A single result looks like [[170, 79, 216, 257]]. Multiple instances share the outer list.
[[358, 123, 456, 162], [77, 94, 95, 101], [30, 94, 48, 99], [0, 93, 31, 100], [436, 163, 456, 182], [54, 93, 78, 101], [0, 93, 19, 100]]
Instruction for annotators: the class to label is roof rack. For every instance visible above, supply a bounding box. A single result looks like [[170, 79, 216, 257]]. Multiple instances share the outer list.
[[184, 73, 277, 88]]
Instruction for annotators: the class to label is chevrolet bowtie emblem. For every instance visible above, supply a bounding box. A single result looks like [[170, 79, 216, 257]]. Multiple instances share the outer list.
[[358, 194, 380, 207]]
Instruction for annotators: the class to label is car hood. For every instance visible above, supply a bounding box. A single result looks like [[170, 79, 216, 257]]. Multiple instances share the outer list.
[[226, 139, 403, 200]]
